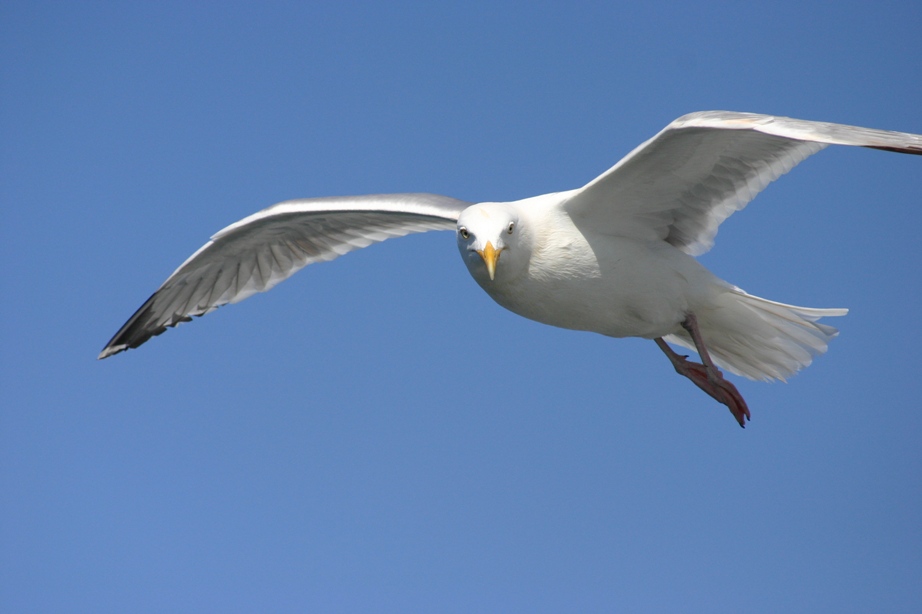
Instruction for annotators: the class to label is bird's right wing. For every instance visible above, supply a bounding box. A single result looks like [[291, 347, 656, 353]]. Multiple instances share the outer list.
[[99, 193, 471, 358]]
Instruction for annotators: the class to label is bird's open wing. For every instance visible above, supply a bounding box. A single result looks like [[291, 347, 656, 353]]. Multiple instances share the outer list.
[[564, 111, 922, 256], [99, 193, 470, 358]]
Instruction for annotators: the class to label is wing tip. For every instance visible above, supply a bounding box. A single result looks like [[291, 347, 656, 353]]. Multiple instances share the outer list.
[[865, 144, 922, 156], [98, 344, 127, 360], [97, 322, 174, 360], [98, 301, 187, 360]]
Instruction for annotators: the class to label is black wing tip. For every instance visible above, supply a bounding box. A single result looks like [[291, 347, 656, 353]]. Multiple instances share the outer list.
[[98, 322, 168, 359], [97, 345, 124, 360], [97, 317, 189, 359], [865, 144, 922, 156], [98, 292, 195, 359]]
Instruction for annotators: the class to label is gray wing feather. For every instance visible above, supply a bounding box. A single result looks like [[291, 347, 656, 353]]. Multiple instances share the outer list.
[[100, 193, 470, 358], [565, 111, 922, 256]]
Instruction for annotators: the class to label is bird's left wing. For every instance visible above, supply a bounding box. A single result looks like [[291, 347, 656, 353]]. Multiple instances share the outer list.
[[99, 193, 470, 358], [564, 111, 922, 256]]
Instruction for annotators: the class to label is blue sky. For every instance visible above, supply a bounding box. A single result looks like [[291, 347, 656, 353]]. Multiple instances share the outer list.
[[3, 2, 921, 612]]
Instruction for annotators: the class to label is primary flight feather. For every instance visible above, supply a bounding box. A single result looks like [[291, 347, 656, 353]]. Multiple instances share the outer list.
[[100, 111, 922, 426]]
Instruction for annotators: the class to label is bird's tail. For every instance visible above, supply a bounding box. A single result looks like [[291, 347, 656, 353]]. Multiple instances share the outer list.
[[664, 288, 847, 382]]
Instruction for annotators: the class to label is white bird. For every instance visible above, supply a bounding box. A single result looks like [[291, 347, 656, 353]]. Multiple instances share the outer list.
[[100, 111, 922, 426]]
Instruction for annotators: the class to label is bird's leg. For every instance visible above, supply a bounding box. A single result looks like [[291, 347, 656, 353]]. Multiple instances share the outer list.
[[654, 313, 751, 427]]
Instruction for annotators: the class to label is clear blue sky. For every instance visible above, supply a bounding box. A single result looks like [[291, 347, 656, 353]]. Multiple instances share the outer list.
[[3, 2, 921, 612]]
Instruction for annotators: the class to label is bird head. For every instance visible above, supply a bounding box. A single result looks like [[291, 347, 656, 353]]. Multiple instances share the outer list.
[[456, 203, 525, 283]]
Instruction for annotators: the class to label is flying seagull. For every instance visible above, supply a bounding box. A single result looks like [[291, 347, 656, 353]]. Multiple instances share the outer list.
[[99, 111, 922, 426]]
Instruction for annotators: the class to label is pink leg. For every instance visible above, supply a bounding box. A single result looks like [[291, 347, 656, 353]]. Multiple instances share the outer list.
[[655, 313, 751, 427]]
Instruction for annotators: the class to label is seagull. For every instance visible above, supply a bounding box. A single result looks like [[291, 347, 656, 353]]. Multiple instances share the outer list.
[[99, 111, 922, 426]]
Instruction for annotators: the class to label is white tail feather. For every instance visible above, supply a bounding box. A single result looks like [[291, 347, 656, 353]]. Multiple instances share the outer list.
[[664, 289, 847, 382]]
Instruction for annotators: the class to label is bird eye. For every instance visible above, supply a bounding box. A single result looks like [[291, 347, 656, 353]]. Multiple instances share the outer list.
[[459, 227, 470, 239], [507, 222, 515, 235]]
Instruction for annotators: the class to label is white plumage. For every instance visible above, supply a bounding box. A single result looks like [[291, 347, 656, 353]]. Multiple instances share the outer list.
[[100, 111, 922, 425]]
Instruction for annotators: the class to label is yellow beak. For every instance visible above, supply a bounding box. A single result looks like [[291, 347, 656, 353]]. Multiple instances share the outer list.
[[476, 241, 501, 281]]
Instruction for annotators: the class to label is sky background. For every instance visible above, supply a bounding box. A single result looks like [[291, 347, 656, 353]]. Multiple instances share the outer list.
[[2, 2, 921, 612]]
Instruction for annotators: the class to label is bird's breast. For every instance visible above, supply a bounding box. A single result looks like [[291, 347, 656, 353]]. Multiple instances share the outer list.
[[479, 237, 697, 339]]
